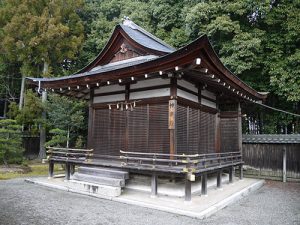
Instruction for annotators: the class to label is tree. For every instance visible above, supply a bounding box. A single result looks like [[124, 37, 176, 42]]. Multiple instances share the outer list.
[[8, 90, 44, 135], [0, 0, 84, 78], [46, 94, 87, 148], [261, 1, 300, 102], [0, 119, 23, 165]]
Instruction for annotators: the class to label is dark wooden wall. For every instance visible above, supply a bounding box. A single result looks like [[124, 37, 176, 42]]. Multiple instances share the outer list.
[[220, 117, 239, 152], [22, 136, 40, 159], [91, 103, 170, 155], [242, 143, 300, 181], [176, 104, 216, 154]]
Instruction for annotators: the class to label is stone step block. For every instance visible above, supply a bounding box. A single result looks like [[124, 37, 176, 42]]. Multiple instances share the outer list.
[[78, 166, 129, 180], [73, 173, 125, 187]]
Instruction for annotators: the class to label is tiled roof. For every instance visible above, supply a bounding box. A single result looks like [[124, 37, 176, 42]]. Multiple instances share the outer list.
[[243, 134, 300, 144], [121, 19, 175, 53], [28, 55, 158, 82]]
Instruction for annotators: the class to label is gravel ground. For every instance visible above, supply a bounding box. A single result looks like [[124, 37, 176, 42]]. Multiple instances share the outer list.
[[0, 179, 299, 225]]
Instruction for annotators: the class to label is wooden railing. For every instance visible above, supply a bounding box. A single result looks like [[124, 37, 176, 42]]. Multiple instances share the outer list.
[[119, 150, 242, 174], [47, 147, 93, 162], [46, 148, 243, 201]]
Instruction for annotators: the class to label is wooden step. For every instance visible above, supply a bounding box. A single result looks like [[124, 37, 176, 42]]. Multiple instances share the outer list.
[[78, 166, 129, 180], [72, 173, 125, 187]]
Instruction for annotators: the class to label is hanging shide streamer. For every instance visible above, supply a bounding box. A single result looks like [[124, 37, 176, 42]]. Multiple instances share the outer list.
[[108, 100, 141, 111]]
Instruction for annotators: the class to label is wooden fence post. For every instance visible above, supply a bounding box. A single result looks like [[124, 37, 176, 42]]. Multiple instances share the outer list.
[[283, 147, 287, 183], [151, 173, 158, 197]]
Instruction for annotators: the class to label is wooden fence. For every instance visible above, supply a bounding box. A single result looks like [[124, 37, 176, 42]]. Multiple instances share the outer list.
[[242, 134, 300, 181], [22, 135, 40, 159]]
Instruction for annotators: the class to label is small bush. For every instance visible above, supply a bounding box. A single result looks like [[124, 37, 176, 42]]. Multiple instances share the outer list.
[[0, 119, 24, 165]]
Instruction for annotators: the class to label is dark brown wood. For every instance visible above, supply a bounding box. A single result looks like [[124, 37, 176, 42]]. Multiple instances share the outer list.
[[215, 96, 221, 153], [242, 142, 300, 181], [170, 76, 177, 98], [49, 161, 54, 178], [201, 173, 207, 195], [65, 163, 71, 180], [237, 102, 242, 152], [87, 89, 95, 149], [217, 169, 222, 188], [215, 112, 221, 153], [229, 166, 233, 183]]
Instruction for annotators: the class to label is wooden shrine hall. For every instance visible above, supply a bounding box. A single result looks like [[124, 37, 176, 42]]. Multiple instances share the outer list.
[[26, 18, 267, 201]]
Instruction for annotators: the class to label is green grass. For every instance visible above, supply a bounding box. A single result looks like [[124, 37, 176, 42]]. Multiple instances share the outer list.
[[0, 161, 64, 180]]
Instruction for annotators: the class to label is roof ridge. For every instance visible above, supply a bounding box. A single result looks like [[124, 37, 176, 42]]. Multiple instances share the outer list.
[[122, 17, 176, 50]]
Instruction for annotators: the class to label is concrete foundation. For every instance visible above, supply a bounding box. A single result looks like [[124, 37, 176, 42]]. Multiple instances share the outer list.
[[126, 173, 229, 197], [25, 175, 264, 219]]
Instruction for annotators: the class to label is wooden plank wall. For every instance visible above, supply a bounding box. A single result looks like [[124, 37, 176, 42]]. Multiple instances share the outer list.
[[91, 104, 170, 155], [176, 104, 216, 155], [22, 136, 40, 159], [242, 143, 300, 181]]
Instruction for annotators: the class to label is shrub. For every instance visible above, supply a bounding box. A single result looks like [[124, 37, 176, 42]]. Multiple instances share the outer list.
[[0, 119, 24, 165]]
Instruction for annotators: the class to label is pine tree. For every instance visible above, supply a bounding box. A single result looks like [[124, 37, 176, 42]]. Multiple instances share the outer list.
[[0, 119, 24, 165]]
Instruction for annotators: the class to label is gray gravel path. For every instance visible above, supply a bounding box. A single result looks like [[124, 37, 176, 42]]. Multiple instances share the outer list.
[[0, 179, 299, 225]]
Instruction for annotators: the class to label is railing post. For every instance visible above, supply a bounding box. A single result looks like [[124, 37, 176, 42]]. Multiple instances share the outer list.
[[48, 161, 54, 178], [70, 164, 75, 176], [65, 163, 71, 180], [229, 166, 234, 183], [217, 169, 222, 188], [151, 173, 158, 197], [283, 147, 287, 183], [201, 173, 207, 196], [185, 173, 192, 201], [239, 164, 243, 180]]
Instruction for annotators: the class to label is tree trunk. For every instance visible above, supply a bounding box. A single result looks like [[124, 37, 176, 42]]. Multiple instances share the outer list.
[[38, 91, 47, 159], [66, 126, 70, 148], [43, 61, 49, 76], [38, 61, 49, 159], [19, 77, 25, 110]]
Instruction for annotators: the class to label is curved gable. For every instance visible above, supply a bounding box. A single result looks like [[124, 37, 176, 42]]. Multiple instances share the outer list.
[[77, 19, 175, 74]]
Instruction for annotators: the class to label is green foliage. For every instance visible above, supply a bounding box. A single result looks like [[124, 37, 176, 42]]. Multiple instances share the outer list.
[[75, 135, 84, 148], [45, 128, 67, 147], [0, 0, 299, 135], [46, 94, 87, 147], [8, 90, 44, 135], [0, 119, 24, 165], [0, 0, 84, 77]]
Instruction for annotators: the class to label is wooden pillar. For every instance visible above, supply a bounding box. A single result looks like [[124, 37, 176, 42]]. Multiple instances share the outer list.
[[229, 166, 234, 183], [239, 164, 243, 180], [217, 169, 222, 188], [65, 163, 71, 180], [185, 174, 192, 201], [283, 147, 287, 183], [169, 77, 177, 158], [39, 91, 47, 159], [237, 102, 242, 152], [48, 161, 54, 178], [151, 173, 158, 197], [87, 89, 94, 149], [215, 111, 221, 153], [201, 173, 207, 195]]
